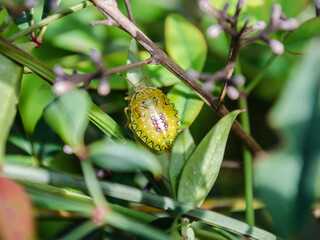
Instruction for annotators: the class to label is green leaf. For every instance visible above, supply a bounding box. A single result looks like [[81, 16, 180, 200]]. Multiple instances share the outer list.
[[43, 89, 89, 150], [177, 110, 241, 207], [284, 18, 320, 55], [167, 83, 204, 129], [165, 14, 207, 71], [88, 101, 125, 140], [4, 155, 38, 167], [89, 140, 162, 178], [0, 42, 34, 165], [8, 116, 33, 155], [18, 73, 55, 136], [169, 128, 196, 198], [254, 39, 320, 238], [140, 51, 180, 88]]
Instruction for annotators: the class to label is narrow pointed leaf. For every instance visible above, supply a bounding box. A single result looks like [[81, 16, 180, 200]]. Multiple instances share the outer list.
[[89, 140, 162, 178], [177, 110, 241, 207], [43, 89, 89, 149], [169, 128, 196, 197], [88, 101, 124, 140]]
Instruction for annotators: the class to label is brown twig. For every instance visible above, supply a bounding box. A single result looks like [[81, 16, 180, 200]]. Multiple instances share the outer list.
[[315, 0, 320, 16], [124, 0, 136, 25], [90, 0, 263, 155], [52, 57, 154, 95]]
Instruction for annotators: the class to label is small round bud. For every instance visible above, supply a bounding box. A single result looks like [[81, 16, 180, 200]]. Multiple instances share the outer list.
[[63, 145, 74, 154], [269, 39, 284, 55], [231, 75, 245, 86], [227, 85, 240, 100], [237, 0, 246, 11], [279, 18, 299, 31], [198, 0, 212, 13], [186, 69, 200, 79], [52, 81, 75, 95], [98, 79, 110, 96], [53, 65, 65, 77], [252, 21, 267, 31], [207, 25, 222, 38]]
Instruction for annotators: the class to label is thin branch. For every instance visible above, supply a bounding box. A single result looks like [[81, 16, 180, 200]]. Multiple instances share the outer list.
[[316, 0, 320, 16], [52, 57, 154, 95], [124, 0, 136, 25], [90, 0, 263, 155]]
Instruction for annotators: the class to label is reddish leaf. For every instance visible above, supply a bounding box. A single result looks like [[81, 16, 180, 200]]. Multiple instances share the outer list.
[[0, 176, 34, 240]]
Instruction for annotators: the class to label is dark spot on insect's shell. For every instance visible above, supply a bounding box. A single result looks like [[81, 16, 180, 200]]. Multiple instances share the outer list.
[[148, 142, 154, 148], [151, 115, 155, 120], [141, 136, 148, 143], [156, 127, 162, 133], [154, 144, 161, 151], [131, 123, 138, 130], [152, 120, 158, 126], [165, 124, 169, 129]]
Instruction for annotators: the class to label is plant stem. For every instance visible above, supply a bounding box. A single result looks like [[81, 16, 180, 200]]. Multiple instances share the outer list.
[[213, 227, 239, 240], [8, 1, 93, 42], [246, 54, 277, 94], [80, 159, 108, 207], [239, 96, 255, 225], [236, 62, 255, 225]]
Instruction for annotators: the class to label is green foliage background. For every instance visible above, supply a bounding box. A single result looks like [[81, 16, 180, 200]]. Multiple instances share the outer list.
[[0, 0, 320, 239]]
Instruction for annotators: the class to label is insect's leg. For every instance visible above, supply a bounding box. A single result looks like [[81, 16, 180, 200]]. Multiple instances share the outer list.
[[124, 107, 131, 128], [124, 94, 132, 101]]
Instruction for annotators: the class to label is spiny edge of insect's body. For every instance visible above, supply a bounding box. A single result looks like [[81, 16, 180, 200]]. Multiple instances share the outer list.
[[126, 87, 181, 151]]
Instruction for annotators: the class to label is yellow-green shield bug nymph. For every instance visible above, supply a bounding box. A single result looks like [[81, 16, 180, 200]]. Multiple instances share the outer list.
[[125, 85, 181, 151]]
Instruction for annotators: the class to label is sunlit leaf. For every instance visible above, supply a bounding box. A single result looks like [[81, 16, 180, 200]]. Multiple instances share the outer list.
[[0, 177, 34, 240], [169, 128, 196, 197], [254, 40, 320, 238], [43, 89, 89, 150], [89, 140, 162, 178], [177, 110, 241, 207], [168, 83, 204, 129], [165, 13, 207, 71]]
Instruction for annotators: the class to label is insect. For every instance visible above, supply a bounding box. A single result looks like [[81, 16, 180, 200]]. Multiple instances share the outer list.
[[125, 85, 181, 151]]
